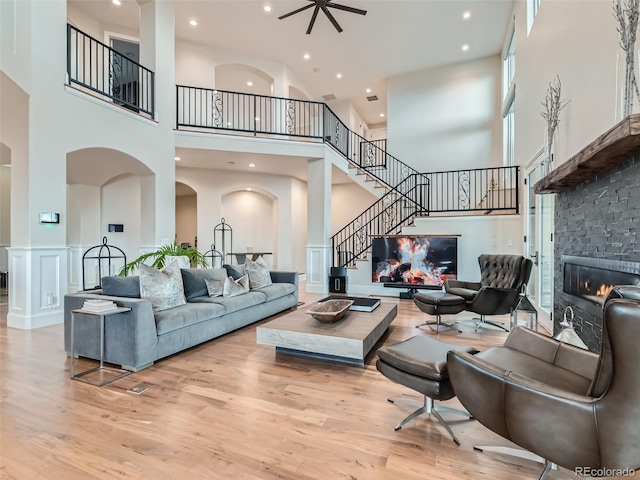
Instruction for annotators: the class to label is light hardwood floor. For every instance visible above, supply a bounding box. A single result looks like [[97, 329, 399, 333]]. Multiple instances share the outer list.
[[0, 288, 597, 479]]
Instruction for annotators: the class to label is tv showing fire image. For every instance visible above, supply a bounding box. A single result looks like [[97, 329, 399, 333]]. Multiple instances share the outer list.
[[371, 236, 458, 287]]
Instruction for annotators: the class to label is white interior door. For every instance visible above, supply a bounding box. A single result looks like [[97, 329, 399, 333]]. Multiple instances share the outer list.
[[525, 158, 553, 333]]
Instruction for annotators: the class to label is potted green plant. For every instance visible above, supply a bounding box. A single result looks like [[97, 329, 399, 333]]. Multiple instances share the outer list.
[[119, 244, 209, 276]]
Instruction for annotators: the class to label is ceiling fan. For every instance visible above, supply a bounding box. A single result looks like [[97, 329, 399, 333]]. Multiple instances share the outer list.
[[278, 0, 367, 34]]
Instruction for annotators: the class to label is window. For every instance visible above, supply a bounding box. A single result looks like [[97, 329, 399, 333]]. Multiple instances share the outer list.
[[527, 0, 541, 35], [502, 24, 516, 167], [503, 99, 515, 167], [502, 28, 515, 100]]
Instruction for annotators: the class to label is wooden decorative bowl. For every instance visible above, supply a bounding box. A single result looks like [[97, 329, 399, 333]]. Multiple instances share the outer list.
[[306, 299, 354, 323]]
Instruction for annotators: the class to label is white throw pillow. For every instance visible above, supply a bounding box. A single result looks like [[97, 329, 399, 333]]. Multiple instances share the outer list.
[[139, 259, 186, 311], [245, 255, 272, 289], [205, 278, 224, 297], [223, 274, 250, 297]]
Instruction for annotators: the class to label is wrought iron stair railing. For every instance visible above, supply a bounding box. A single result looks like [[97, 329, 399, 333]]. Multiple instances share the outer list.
[[332, 174, 429, 268]]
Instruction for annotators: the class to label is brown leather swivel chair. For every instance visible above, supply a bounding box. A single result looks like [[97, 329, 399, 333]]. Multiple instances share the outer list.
[[445, 254, 533, 331], [447, 285, 640, 479]]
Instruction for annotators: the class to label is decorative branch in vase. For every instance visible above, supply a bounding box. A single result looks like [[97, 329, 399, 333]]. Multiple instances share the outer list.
[[614, 0, 640, 118], [540, 75, 569, 173]]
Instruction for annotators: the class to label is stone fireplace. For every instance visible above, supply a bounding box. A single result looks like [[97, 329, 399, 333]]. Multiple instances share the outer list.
[[536, 115, 640, 352]]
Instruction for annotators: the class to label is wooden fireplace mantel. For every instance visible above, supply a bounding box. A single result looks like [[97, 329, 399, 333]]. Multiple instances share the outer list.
[[534, 114, 640, 194]]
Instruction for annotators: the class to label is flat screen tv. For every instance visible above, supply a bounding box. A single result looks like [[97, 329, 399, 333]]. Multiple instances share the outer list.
[[371, 236, 458, 287]]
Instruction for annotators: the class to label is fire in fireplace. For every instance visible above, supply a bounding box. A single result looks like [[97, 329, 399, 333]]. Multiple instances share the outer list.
[[563, 256, 640, 306]]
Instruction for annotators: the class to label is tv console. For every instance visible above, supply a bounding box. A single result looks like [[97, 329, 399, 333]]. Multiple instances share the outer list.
[[383, 283, 441, 299]]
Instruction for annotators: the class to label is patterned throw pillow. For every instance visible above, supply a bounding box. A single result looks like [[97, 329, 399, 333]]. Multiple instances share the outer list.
[[204, 278, 224, 297], [245, 256, 272, 289], [223, 274, 250, 298], [139, 260, 186, 311]]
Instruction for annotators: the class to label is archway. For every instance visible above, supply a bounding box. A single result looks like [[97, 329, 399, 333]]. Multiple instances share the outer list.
[[175, 182, 197, 249], [221, 187, 277, 267], [66, 147, 154, 290]]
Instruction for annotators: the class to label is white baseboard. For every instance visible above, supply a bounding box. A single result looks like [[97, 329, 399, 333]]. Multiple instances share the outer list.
[[8, 310, 63, 329]]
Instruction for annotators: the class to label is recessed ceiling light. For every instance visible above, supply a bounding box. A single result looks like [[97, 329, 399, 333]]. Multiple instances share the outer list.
[[112, 0, 121, 5], [247, 187, 252, 191], [303, 53, 310, 60], [263, 5, 272, 12], [462, 44, 470, 51], [336, 73, 342, 79], [463, 10, 471, 19], [174, 156, 181, 161], [379, 113, 385, 118], [249, 163, 256, 168], [189, 19, 198, 26], [366, 88, 372, 93], [247, 81, 253, 86]]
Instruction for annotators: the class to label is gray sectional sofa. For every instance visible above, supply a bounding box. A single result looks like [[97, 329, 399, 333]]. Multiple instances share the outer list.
[[64, 267, 298, 371]]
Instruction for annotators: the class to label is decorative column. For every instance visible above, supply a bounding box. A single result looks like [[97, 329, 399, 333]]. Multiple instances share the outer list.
[[5, 0, 69, 329], [306, 156, 332, 293]]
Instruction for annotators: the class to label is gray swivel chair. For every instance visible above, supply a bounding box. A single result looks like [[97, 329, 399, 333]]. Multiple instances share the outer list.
[[445, 254, 533, 331], [447, 285, 640, 479]]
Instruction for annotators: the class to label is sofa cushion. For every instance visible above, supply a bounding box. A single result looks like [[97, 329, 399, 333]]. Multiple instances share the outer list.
[[245, 256, 272, 289], [189, 291, 267, 314], [253, 282, 296, 302], [139, 260, 186, 312], [223, 274, 249, 298], [154, 302, 227, 335], [101, 275, 141, 298], [223, 263, 246, 280], [181, 268, 227, 300]]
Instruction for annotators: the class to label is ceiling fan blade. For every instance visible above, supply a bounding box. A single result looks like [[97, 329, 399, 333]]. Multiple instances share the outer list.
[[321, 5, 343, 33], [306, 5, 321, 34], [326, 3, 367, 16], [278, 3, 315, 20]]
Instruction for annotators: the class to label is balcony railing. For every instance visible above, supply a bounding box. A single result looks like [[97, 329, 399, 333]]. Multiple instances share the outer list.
[[176, 85, 325, 139], [426, 166, 519, 213], [67, 24, 155, 118]]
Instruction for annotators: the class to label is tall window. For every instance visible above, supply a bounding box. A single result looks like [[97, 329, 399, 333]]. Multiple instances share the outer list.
[[527, 0, 541, 35], [503, 28, 515, 100], [503, 99, 515, 167], [502, 25, 516, 167]]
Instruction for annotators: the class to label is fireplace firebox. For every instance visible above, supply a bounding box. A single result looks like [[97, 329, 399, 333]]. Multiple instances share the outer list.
[[563, 256, 640, 306]]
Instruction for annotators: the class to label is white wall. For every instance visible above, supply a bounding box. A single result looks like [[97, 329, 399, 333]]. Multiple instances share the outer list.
[[514, 1, 618, 168], [331, 183, 377, 235], [0, 165, 10, 271], [101, 175, 142, 259], [176, 195, 197, 248], [221, 190, 275, 266], [387, 55, 502, 172]]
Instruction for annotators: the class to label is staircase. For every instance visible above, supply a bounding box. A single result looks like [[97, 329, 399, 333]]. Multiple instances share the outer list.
[[172, 85, 519, 269]]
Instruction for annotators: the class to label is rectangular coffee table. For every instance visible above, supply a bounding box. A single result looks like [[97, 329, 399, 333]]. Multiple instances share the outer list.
[[256, 301, 397, 365]]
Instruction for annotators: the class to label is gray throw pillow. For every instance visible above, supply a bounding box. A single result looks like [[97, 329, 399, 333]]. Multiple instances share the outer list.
[[139, 260, 186, 311], [223, 263, 246, 280], [101, 276, 141, 298], [223, 274, 249, 297], [204, 278, 224, 297], [181, 268, 227, 300], [245, 256, 272, 289]]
